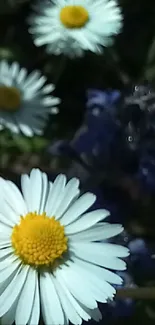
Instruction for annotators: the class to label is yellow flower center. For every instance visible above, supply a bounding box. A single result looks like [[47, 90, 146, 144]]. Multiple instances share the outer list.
[[11, 212, 68, 267], [0, 86, 21, 111], [60, 5, 89, 28]]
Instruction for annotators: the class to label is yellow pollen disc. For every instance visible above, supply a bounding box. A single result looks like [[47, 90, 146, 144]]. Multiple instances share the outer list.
[[11, 212, 68, 267], [60, 5, 89, 28], [0, 86, 21, 111]]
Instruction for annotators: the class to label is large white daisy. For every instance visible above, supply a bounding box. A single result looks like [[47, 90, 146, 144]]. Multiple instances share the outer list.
[[0, 60, 60, 136], [0, 169, 129, 325], [29, 0, 122, 57]]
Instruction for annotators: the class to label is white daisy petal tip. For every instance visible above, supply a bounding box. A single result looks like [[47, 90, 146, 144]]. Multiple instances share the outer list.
[[124, 247, 130, 257], [51, 107, 59, 114], [28, 0, 123, 57], [103, 209, 111, 218], [0, 61, 60, 136], [0, 177, 5, 187], [87, 192, 96, 202], [30, 168, 41, 177]]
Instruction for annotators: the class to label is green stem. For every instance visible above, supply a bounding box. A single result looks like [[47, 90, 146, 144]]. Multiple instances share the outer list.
[[54, 55, 68, 86], [117, 287, 155, 300]]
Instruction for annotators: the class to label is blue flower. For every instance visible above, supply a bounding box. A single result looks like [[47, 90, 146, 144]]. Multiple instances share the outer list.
[[70, 89, 121, 158], [49, 85, 155, 192], [49, 89, 121, 163], [87, 89, 121, 112], [128, 238, 155, 280], [128, 238, 149, 255]]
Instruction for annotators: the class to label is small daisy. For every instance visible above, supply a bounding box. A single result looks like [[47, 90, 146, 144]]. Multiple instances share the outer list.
[[29, 0, 122, 57], [0, 169, 129, 325], [0, 60, 60, 136]]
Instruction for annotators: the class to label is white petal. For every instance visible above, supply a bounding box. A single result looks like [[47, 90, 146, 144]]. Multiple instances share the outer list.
[[16, 68, 27, 84], [21, 169, 49, 213], [1, 298, 18, 325], [67, 260, 115, 301], [52, 277, 77, 325], [6, 181, 27, 215], [11, 62, 19, 79], [42, 96, 60, 106], [55, 177, 80, 219], [0, 213, 14, 227], [72, 257, 123, 285], [0, 178, 26, 223], [0, 203, 18, 225], [28, 275, 40, 325], [21, 174, 32, 211], [25, 75, 46, 92], [104, 243, 129, 257], [19, 124, 33, 137], [71, 242, 129, 257], [0, 222, 12, 234], [42, 84, 55, 94], [39, 172, 49, 213], [0, 254, 18, 271], [3, 118, 19, 134], [65, 209, 110, 235], [87, 308, 102, 322], [54, 272, 90, 323], [15, 268, 37, 325], [0, 272, 15, 296], [55, 266, 97, 309], [0, 260, 21, 283], [60, 193, 96, 226], [0, 230, 11, 238], [51, 107, 59, 114], [0, 60, 9, 75], [45, 174, 67, 216], [40, 272, 64, 325], [0, 238, 11, 249], [29, 169, 43, 213], [70, 243, 127, 270], [69, 223, 123, 241], [0, 239, 11, 249], [22, 71, 41, 89], [0, 265, 29, 317], [0, 247, 14, 260]]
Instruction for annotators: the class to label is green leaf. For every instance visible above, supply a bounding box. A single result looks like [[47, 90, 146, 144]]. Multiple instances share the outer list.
[[11, 134, 49, 153], [144, 37, 155, 82], [147, 38, 155, 66], [32, 136, 49, 152], [12, 135, 32, 153]]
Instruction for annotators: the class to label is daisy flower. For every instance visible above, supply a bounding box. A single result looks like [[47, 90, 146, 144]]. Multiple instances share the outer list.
[[0, 60, 60, 136], [0, 169, 129, 325], [29, 0, 122, 57]]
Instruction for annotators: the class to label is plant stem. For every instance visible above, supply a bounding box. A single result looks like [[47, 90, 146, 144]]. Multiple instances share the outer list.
[[117, 287, 155, 300], [54, 55, 68, 86]]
